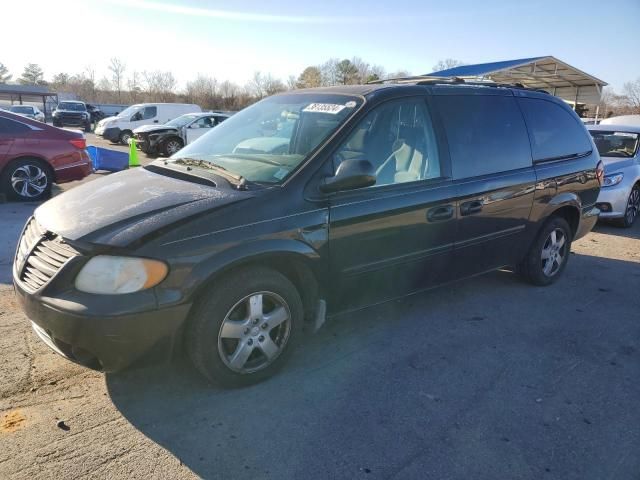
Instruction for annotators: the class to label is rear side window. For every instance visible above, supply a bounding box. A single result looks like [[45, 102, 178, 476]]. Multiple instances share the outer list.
[[143, 106, 157, 120], [518, 98, 592, 161], [435, 95, 531, 179], [0, 117, 31, 134]]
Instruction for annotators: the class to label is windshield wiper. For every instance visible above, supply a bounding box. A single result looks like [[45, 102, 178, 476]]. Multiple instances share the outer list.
[[224, 153, 286, 167], [172, 158, 248, 190]]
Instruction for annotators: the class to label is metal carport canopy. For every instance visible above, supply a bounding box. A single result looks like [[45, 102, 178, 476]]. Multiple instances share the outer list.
[[426, 56, 607, 105], [0, 84, 59, 118]]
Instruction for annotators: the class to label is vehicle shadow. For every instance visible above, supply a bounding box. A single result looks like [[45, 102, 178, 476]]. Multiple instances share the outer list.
[[106, 252, 640, 479], [593, 218, 640, 240]]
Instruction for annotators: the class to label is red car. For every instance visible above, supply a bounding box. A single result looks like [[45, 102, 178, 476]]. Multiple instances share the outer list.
[[0, 110, 93, 201]]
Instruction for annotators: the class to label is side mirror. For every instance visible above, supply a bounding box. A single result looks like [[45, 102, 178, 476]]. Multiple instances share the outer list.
[[320, 159, 376, 193]]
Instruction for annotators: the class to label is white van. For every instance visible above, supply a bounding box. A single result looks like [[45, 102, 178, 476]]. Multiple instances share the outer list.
[[95, 103, 201, 144]]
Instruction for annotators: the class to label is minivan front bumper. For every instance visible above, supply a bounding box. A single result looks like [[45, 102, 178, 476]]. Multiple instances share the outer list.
[[99, 127, 122, 143], [14, 282, 191, 372]]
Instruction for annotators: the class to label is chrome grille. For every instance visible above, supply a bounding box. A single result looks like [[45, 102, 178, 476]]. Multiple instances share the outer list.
[[16, 218, 79, 291]]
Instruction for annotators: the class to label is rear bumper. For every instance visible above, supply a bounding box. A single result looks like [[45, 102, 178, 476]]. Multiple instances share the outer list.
[[14, 280, 191, 372], [574, 205, 600, 240], [54, 151, 93, 183]]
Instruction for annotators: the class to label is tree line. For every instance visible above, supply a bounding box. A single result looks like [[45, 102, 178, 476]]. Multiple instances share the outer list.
[[0, 58, 638, 116]]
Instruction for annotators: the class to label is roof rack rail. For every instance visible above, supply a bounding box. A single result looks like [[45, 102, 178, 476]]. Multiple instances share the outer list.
[[366, 75, 550, 94], [366, 75, 465, 85]]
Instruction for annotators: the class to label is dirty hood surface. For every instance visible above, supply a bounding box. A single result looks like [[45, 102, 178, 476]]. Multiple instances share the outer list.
[[35, 167, 250, 247]]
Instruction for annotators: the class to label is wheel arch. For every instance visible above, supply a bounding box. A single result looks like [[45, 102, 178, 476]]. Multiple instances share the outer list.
[[540, 192, 582, 238], [187, 242, 324, 324], [1, 154, 55, 182]]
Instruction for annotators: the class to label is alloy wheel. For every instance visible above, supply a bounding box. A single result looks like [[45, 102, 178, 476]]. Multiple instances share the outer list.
[[166, 140, 182, 155], [625, 187, 640, 226], [541, 228, 567, 277], [10, 165, 48, 199], [217, 291, 292, 374]]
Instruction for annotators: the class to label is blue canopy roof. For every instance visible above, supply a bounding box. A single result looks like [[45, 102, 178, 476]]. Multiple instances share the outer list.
[[426, 57, 547, 77]]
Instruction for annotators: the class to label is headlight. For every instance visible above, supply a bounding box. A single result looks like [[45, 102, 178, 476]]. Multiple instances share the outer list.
[[52, 111, 59, 117], [75, 255, 168, 294], [603, 173, 624, 187]]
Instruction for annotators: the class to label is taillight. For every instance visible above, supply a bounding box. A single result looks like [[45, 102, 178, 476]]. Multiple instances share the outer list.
[[596, 160, 604, 186], [69, 138, 86, 149]]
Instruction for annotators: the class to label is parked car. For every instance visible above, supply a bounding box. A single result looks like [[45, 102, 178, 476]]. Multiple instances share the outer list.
[[95, 103, 201, 145], [588, 125, 640, 227], [52, 101, 92, 132], [133, 112, 230, 156], [600, 115, 640, 127], [85, 104, 106, 124], [0, 110, 92, 201], [9, 105, 45, 122], [14, 81, 602, 386]]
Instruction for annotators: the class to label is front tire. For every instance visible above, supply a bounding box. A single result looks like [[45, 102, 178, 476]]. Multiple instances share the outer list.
[[162, 137, 183, 157], [519, 216, 572, 286], [612, 185, 640, 228], [186, 267, 303, 387], [119, 130, 133, 145], [1, 158, 53, 201]]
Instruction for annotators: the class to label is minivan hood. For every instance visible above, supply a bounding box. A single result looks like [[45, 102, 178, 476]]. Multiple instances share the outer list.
[[133, 124, 178, 134], [35, 167, 251, 247]]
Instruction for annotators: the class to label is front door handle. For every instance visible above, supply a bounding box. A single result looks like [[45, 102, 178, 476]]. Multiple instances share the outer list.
[[427, 205, 454, 222], [460, 200, 483, 216]]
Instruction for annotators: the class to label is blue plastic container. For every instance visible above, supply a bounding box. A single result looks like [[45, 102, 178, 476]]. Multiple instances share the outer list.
[[86, 146, 129, 172]]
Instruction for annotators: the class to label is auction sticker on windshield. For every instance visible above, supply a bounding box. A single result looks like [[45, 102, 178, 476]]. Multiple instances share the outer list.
[[303, 103, 347, 114]]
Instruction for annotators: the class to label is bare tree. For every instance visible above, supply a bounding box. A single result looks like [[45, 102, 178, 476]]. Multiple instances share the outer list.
[[127, 71, 142, 103], [432, 58, 465, 72], [108, 57, 126, 103], [286, 75, 297, 90], [186, 74, 219, 109], [320, 58, 340, 86], [623, 78, 640, 111], [143, 71, 176, 102]]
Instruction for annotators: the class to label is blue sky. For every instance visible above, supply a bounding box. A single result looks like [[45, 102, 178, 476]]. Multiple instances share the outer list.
[[2, 0, 638, 91]]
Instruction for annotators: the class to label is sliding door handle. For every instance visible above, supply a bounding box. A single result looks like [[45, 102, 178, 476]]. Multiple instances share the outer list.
[[427, 205, 454, 222], [460, 200, 483, 216]]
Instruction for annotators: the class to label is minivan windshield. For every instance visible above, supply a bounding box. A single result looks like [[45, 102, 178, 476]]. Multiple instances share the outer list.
[[589, 130, 639, 158], [166, 114, 201, 128], [58, 102, 86, 111], [169, 93, 362, 184], [117, 105, 143, 118]]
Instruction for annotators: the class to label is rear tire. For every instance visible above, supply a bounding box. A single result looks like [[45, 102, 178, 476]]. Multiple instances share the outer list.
[[0, 158, 53, 202], [186, 267, 303, 387], [612, 185, 640, 228], [519, 216, 572, 286]]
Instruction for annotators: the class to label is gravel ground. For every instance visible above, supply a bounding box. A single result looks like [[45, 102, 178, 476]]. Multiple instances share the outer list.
[[1, 165, 639, 479]]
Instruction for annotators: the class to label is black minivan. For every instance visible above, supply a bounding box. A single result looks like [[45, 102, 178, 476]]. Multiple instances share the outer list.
[[14, 79, 602, 386]]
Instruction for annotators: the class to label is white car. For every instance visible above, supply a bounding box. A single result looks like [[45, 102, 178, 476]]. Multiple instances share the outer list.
[[588, 124, 640, 227], [9, 105, 45, 122], [133, 112, 230, 156], [95, 103, 202, 145], [600, 115, 640, 127]]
